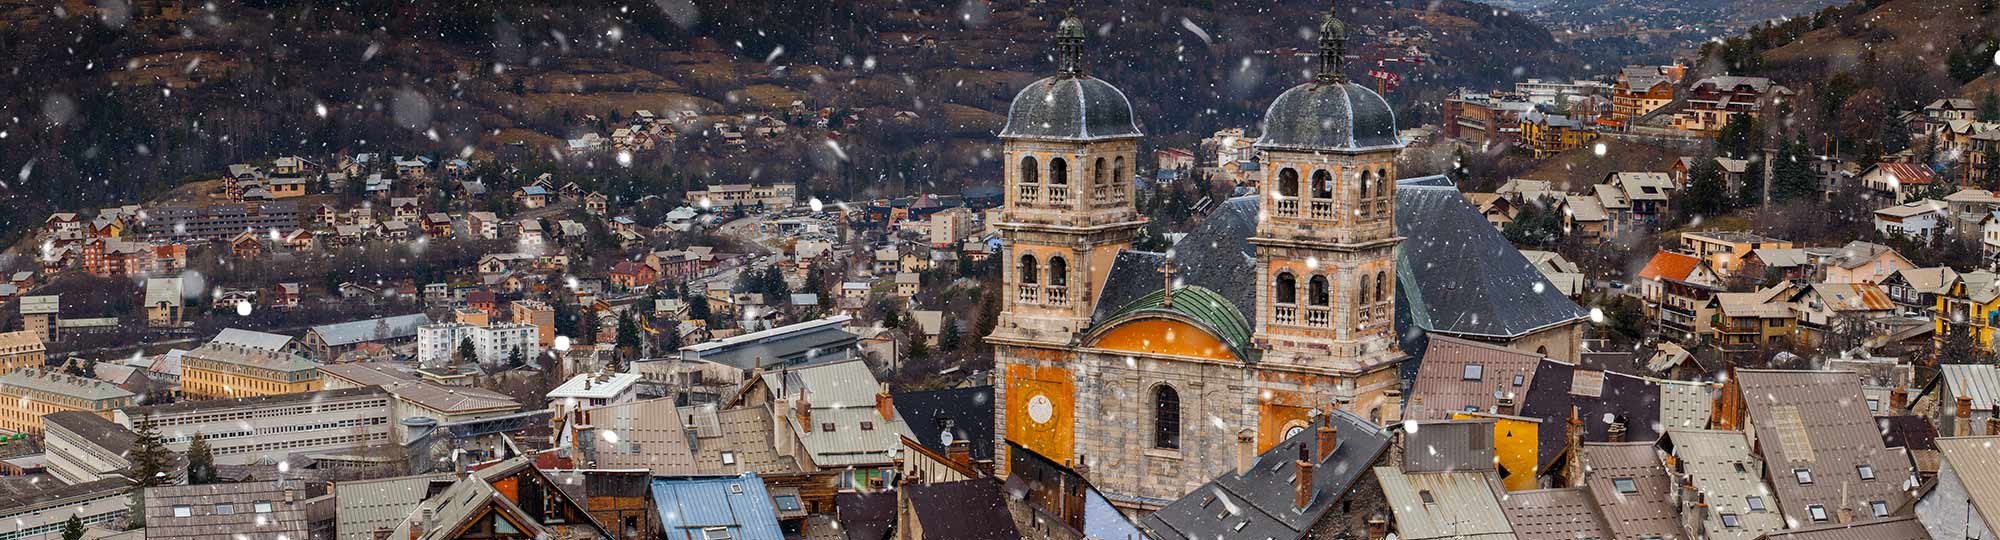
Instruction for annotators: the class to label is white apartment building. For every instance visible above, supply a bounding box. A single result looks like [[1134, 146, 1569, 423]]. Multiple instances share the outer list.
[[415, 322, 542, 368]]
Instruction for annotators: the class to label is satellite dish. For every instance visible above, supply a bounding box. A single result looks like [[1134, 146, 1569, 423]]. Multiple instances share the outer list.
[[939, 430, 955, 447]]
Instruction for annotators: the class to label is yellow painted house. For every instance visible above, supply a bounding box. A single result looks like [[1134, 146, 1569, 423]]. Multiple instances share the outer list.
[[1453, 411, 1542, 491], [1937, 270, 2000, 350]]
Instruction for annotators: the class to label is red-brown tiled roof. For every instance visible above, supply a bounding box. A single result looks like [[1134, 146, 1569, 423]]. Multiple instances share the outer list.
[[1637, 250, 1700, 282], [1875, 163, 1938, 185]]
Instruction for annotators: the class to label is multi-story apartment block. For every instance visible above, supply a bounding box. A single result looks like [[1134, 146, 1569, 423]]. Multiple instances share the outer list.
[[1609, 65, 1683, 128], [1672, 76, 1794, 135], [0, 369, 135, 435], [0, 330, 46, 374], [179, 342, 323, 399], [139, 203, 300, 242], [415, 321, 542, 368], [511, 300, 557, 347]]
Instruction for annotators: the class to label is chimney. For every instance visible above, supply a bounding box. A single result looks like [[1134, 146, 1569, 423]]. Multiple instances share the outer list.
[[1294, 443, 1316, 511], [1316, 423, 1339, 462], [1890, 387, 1909, 413], [875, 382, 895, 422], [947, 439, 972, 468], [1836, 482, 1855, 524], [1958, 395, 1974, 435], [1607, 421, 1628, 443], [1236, 429, 1257, 477], [798, 392, 814, 434], [1496, 392, 1517, 416], [1366, 514, 1390, 540], [1989, 405, 2000, 436]]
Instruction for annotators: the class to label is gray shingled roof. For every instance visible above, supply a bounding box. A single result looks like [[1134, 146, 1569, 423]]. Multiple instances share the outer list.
[[309, 314, 431, 347], [1140, 410, 1391, 539], [1256, 81, 1401, 152], [1090, 196, 1262, 327], [999, 76, 1142, 141], [1396, 177, 1589, 340]]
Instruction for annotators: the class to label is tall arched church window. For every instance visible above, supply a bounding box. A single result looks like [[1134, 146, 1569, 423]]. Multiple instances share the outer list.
[[1153, 385, 1181, 450]]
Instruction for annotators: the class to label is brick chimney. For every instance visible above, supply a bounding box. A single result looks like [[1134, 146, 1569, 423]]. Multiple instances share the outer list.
[[875, 383, 895, 422], [1607, 421, 1628, 443], [947, 439, 972, 468], [1989, 405, 2000, 436], [1890, 387, 1908, 413], [1236, 429, 1257, 477], [1366, 514, 1390, 540], [1958, 395, 1974, 435], [798, 390, 814, 433], [1294, 443, 1316, 511], [1316, 423, 1339, 462]]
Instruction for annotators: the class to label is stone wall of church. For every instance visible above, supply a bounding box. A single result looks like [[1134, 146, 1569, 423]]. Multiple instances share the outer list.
[[1071, 349, 1255, 506]]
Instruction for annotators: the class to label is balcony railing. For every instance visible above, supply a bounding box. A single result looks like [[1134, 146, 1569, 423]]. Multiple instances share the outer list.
[[1309, 200, 1334, 220], [1018, 185, 1039, 204], [1047, 186, 1071, 206], [1305, 308, 1331, 328], [1017, 285, 1039, 304], [1092, 186, 1110, 202], [1275, 198, 1300, 216], [1046, 286, 1069, 306], [1275, 305, 1299, 325]]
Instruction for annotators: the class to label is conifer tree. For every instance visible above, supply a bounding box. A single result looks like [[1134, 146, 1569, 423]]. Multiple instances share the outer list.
[[185, 432, 217, 485]]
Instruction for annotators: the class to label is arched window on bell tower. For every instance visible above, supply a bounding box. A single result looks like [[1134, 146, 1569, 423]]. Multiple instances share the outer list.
[[1307, 275, 1331, 327], [1091, 157, 1108, 202], [1047, 256, 1069, 305], [1311, 170, 1334, 219], [1049, 157, 1070, 205], [1019, 156, 1040, 205], [1277, 168, 1301, 215], [1275, 272, 1299, 325], [1017, 254, 1040, 305], [1112, 157, 1126, 201]]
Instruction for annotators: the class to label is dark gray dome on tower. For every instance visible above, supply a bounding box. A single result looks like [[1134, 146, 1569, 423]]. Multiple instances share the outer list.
[[1256, 83, 1400, 151], [998, 13, 1143, 141], [1255, 5, 1402, 152]]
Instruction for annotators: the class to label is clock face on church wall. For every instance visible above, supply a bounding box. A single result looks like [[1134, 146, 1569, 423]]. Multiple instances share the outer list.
[[1027, 394, 1055, 426]]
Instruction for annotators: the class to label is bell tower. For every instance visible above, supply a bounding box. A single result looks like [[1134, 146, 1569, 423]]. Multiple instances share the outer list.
[[1249, 7, 1405, 408], [992, 13, 1146, 345]]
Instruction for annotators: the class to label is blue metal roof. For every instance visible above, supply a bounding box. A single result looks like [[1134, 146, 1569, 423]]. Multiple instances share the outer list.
[[651, 474, 785, 540]]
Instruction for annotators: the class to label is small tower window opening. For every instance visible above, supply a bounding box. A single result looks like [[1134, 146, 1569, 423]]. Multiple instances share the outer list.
[[1093, 158, 1108, 185], [1019, 254, 1039, 284], [1050, 158, 1069, 185], [1309, 276, 1331, 306], [1310, 170, 1335, 219], [1113, 156, 1126, 184], [1375, 271, 1387, 305], [1359, 274, 1372, 305], [1048, 256, 1068, 287], [1277, 168, 1301, 215], [1153, 385, 1181, 450], [1276, 273, 1299, 304], [1021, 156, 1040, 184]]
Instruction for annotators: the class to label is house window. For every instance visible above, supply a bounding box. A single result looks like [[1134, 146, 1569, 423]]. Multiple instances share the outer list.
[[1419, 490, 1435, 504], [1512, 374, 1525, 387], [720, 452, 736, 465], [774, 495, 803, 512], [1463, 364, 1484, 381], [1733, 463, 1747, 474], [1612, 478, 1637, 494], [1857, 464, 1876, 480], [214, 504, 235, 515], [173, 505, 192, 518], [1720, 513, 1741, 528], [861, 421, 875, 431], [821, 423, 836, 432], [254, 501, 273, 513], [1794, 468, 1813, 485], [1747, 496, 1766, 511], [703, 527, 734, 540], [1808, 504, 1829, 522], [1871, 500, 1889, 517], [1154, 385, 1181, 450]]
